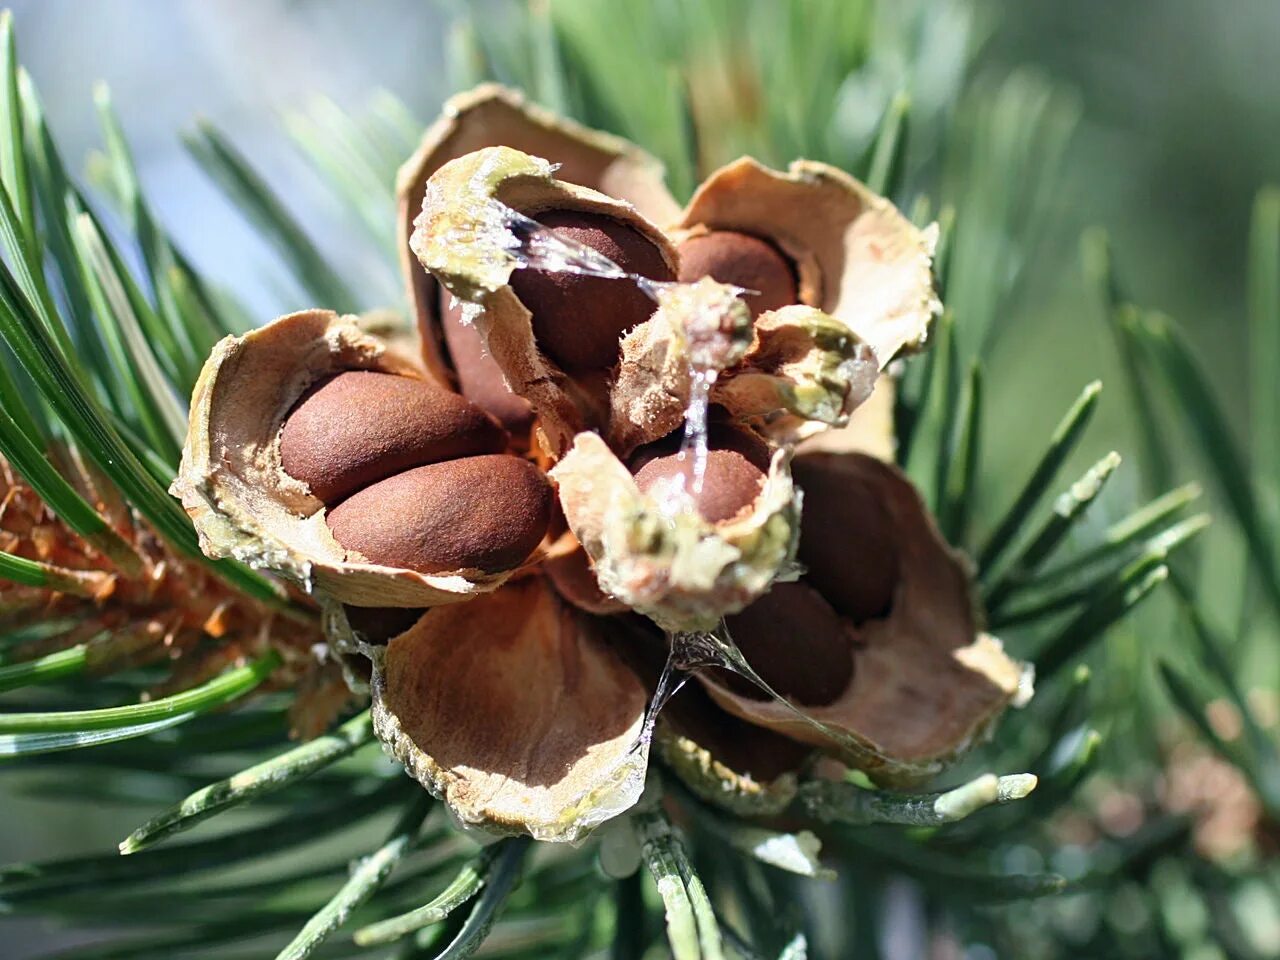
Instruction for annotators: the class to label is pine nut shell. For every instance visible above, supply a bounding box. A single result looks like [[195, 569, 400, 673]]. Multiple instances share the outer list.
[[411, 145, 678, 458], [678, 157, 941, 368], [698, 453, 1027, 787], [397, 84, 679, 390], [550, 431, 800, 633], [172, 310, 520, 610]]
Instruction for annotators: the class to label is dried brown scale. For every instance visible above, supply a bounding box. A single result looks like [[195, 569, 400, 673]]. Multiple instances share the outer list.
[[437, 291, 536, 443], [792, 453, 899, 623], [677, 157, 941, 368], [695, 453, 1023, 786], [630, 423, 771, 524], [289, 660, 361, 740], [175, 310, 536, 609], [508, 209, 675, 373], [718, 580, 856, 706], [279, 370, 507, 506], [663, 680, 812, 784], [343, 604, 428, 644], [326, 455, 552, 575], [2, 459, 214, 625], [677, 230, 798, 319], [543, 543, 627, 615], [372, 576, 649, 841]]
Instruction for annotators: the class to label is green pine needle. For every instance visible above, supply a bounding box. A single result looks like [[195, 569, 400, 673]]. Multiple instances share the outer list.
[[0, 635, 92, 693], [797, 771, 1036, 827], [609, 871, 648, 960], [995, 512, 1206, 630], [978, 380, 1102, 573], [1082, 231, 1174, 496], [120, 709, 377, 854], [408, 836, 532, 960], [275, 792, 435, 960], [1159, 660, 1241, 753], [1025, 481, 1201, 586], [94, 85, 210, 387], [1032, 560, 1170, 681], [1032, 727, 1104, 813], [67, 206, 187, 465], [184, 122, 362, 315], [355, 837, 515, 946], [1123, 308, 1280, 619], [0, 648, 279, 737], [938, 360, 983, 546], [0, 777, 405, 902], [0, 712, 199, 760], [983, 450, 1122, 611], [904, 308, 958, 507], [0, 12, 34, 239], [1249, 187, 1280, 526], [636, 808, 724, 960], [840, 830, 1069, 903], [284, 94, 406, 259], [1167, 575, 1280, 813], [864, 90, 910, 197]]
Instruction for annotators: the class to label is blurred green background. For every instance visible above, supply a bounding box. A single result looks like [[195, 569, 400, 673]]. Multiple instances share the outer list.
[[2, 0, 1277, 956]]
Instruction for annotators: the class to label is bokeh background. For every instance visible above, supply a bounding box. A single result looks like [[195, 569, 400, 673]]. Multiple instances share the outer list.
[[3, 0, 1278, 956]]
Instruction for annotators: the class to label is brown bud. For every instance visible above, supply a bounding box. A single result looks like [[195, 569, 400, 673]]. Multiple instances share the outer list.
[[677, 230, 797, 319], [717, 581, 855, 706], [631, 423, 770, 524], [509, 209, 674, 373], [327, 454, 552, 574], [280, 371, 507, 505], [438, 292, 536, 443], [792, 454, 898, 622]]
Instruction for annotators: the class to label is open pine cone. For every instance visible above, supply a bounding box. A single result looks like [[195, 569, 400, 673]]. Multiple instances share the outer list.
[[172, 85, 1025, 842]]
